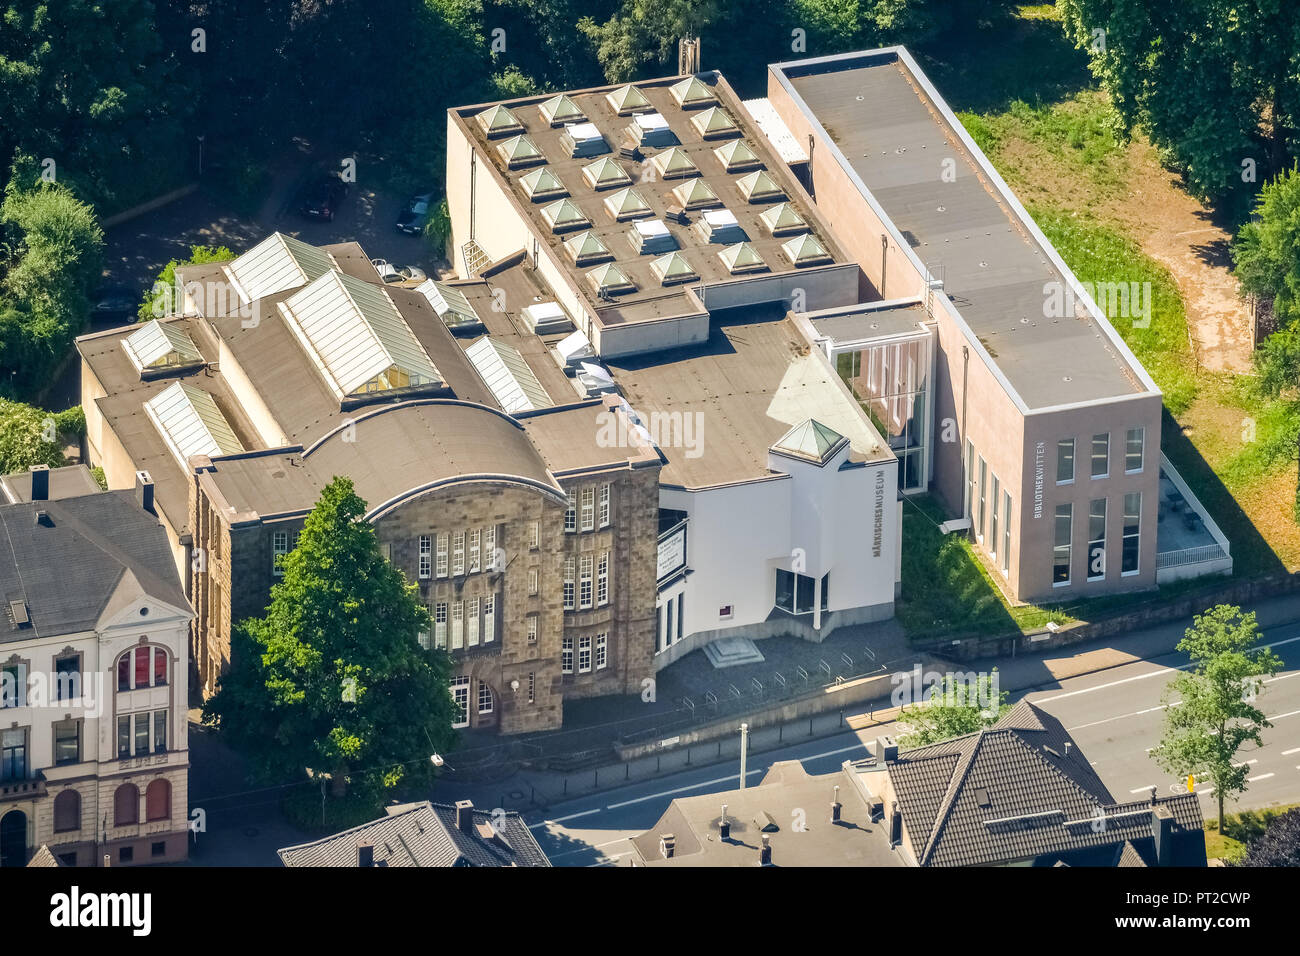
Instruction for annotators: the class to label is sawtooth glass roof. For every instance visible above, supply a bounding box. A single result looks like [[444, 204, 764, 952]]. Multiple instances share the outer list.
[[279, 270, 442, 400], [144, 381, 244, 471]]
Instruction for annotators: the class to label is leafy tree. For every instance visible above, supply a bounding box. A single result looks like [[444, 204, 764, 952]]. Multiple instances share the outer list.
[[1234, 807, 1300, 867], [895, 670, 1010, 747], [579, 0, 722, 84], [1151, 605, 1283, 830], [0, 398, 67, 474], [137, 245, 235, 322], [203, 477, 458, 804], [423, 198, 453, 260], [1234, 166, 1300, 332]]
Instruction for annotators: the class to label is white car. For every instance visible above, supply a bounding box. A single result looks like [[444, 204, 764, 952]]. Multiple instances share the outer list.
[[370, 258, 427, 284]]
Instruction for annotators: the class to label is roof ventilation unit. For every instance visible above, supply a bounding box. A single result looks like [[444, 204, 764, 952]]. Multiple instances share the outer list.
[[627, 112, 677, 150], [561, 122, 610, 159], [697, 208, 747, 244], [630, 219, 677, 256], [554, 329, 596, 370], [521, 301, 573, 335]]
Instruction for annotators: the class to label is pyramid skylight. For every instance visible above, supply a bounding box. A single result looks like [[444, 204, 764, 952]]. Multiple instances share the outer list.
[[519, 167, 568, 202], [582, 157, 632, 190], [670, 76, 716, 109], [651, 147, 699, 180], [760, 202, 809, 236], [587, 263, 635, 296], [225, 232, 336, 304], [279, 270, 441, 401], [782, 233, 832, 267], [691, 107, 739, 139], [604, 187, 651, 221], [650, 252, 697, 286], [714, 139, 761, 173], [735, 169, 785, 203], [124, 320, 204, 374], [465, 336, 554, 413], [476, 104, 525, 138], [606, 84, 653, 115], [144, 381, 244, 471], [672, 178, 720, 209], [718, 242, 767, 275], [539, 94, 586, 127], [771, 419, 847, 464], [497, 134, 545, 169], [541, 198, 591, 233], [564, 231, 613, 266]]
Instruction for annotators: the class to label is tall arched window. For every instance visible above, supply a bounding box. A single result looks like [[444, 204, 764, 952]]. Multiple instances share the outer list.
[[117, 647, 169, 691], [145, 779, 171, 821], [113, 784, 138, 827], [53, 790, 80, 833]]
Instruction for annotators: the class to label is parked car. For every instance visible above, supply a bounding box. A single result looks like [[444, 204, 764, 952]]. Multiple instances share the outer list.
[[370, 258, 427, 284], [298, 174, 349, 221], [91, 285, 137, 319], [396, 192, 436, 235]]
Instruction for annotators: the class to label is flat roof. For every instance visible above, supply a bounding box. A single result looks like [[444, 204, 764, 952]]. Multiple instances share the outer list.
[[804, 299, 930, 345], [771, 49, 1155, 410], [606, 304, 893, 489], [452, 73, 849, 326]]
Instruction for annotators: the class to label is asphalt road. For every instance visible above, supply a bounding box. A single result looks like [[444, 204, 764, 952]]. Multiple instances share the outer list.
[[526, 620, 1300, 866]]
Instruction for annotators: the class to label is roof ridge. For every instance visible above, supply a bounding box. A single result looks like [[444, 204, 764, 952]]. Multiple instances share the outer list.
[[917, 729, 986, 865]]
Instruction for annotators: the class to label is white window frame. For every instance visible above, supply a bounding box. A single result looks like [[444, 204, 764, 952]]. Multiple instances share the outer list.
[[1122, 492, 1142, 576], [436, 533, 448, 578], [1125, 427, 1145, 474], [563, 557, 575, 610], [418, 535, 432, 579], [564, 496, 576, 533], [561, 636, 573, 674], [466, 597, 480, 646], [483, 594, 495, 644], [469, 530, 481, 573], [527, 615, 538, 644], [1087, 498, 1107, 582], [530, 521, 540, 549], [580, 487, 595, 532], [452, 532, 465, 576], [272, 531, 289, 576], [598, 483, 610, 528], [579, 555, 593, 609], [484, 526, 497, 570], [528, 568, 538, 595], [595, 633, 607, 670], [451, 677, 469, 728], [477, 680, 493, 715], [1091, 433, 1109, 479], [578, 635, 592, 674], [1057, 438, 1075, 485], [435, 602, 447, 649], [451, 601, 464, 649], [1053, 503, 1072, 587], [597, 553, 609, 607]]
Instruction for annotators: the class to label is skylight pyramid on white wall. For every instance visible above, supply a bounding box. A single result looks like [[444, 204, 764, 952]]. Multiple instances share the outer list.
[[279, 270, 441, 401], [464, 336, 554, 413], [771, 418, 847, 465], [144, 381, 244, 471], [224, 232, 337, 304], [124, 320, 204, 374]]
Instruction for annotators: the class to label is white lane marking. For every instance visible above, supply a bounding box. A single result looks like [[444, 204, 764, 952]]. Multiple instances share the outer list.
[[528, 808, 601, 830], [1130, 786, 1156, 794], [604, 743, 866, 810], [1069, 703, 1171, 731], [1282, 747, 1300, 756], [1268, 709, 1300, 721], [547, 836, 633, 859], [1247, 773, 1275, 782]]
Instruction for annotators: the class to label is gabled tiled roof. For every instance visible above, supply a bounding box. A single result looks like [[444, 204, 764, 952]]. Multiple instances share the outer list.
[[277, 801, 550, 867]]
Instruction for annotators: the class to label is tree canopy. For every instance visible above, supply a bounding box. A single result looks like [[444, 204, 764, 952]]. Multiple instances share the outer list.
[[895, 671, 1010, 747], [137, 244, 234, 322]]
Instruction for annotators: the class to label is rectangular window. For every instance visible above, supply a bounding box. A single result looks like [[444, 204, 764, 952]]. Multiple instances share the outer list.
[[527, 615, 538, 644], [434, 602, 448, 649], [528, 568, 538, 595], [118, 654, 130, 692], [484, 526, 497, 571], [563, 557, 575, 610], [595, 633, 608, 670], [579, 555, 593, 609], [436, 533, 448, 578], [1053, 503, 1073, 585], [578, 635, 592, 674], [117, 716, 130, 759], [775, 569, 816, 614], [451, 678, 469, 728], [977, 457, 988, 540], [990, 475, 1000, 558], [135, 647, 150, 687], [527, 672, 535, 703], [580, 487, 595, 531], [153, 709, 167, 753], [564, 496, 576, 533], [1088, 498, 1107, 581], [966, 439, 976, 518], [530, 521, 540, 549], [272, 530, 289, 576], [466, 598, 479, 647], [598, 484, 611, 528], [154, 648, 167, 686], [452, 532, 465, 576], [1057, 439, 1075, 484], [597, 553, 609, 606], [561, 636, 574, 674], [418, 610, 431, 650], [1122, 492, 1141, 574], [477, 680, 493, 715], [418, 535, 432, 579], [451, 601, 464, 649], [483, 595, 495, 644], [469, 530, 481, 573], [0, 728, 25, 781], [1125, 427, 1144, 473], [134, 712, 150, 755], [1001, 491, 1011, 574], [1091, 433, 1109, 478], [54, 720, 79, 765], [1, 663, 25, 709]]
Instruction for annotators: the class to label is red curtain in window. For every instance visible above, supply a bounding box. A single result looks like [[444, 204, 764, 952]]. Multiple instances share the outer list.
[[154, 648, 167, 686], [134, 647, 149, 687], [114, 784, 138, 826], [145, 779, 171, 821]]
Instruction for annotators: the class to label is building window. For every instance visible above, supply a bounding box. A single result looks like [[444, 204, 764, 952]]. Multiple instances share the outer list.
[[527, 672, 535, 703], [484, 526, 497, 570], [1126, 427, 1145, 473], [530, 521, 540, 549], [579, 555, 594, 609], [1088, 498, 1107, 581], [114, 783, 139, 826], [418, 535, 432, 579], [580, 487, 595, 531], [477, 681, 493, 715], [976, 457, 987, 540], [54, 789, 80, 833], [775, 569, 816, 615], [1, 663, 26, 708], [561, 636, 574, 675], [467, 597, 480, 647], [578, 635, 592, 674], [146, 779, 171, 821], [451, 677, 469, 728], [116, 648, 168, 691], [483, 595, 495, 644], [119, 847, 133, 863], [989, 475, 1000, 559], [1122, 493, 1142, 574], [1, 728, 26, 781], [564, 496, 576, 533], [452, 532, 465, 576], [154, 648, 168, 686], [563, 557, 575, 610], [436, 533, 448, 578], [966, 439, 976, 517], [451, 601, 464, 649], [435, 602, 448, 649], [528, 568, 538, 595], [1001, 491, 1012, 574], [417, 611, 431, 650], [117, 716, 130, 759], [272, 530, 289, 575], [134, 712, 149, 754], [469, 529, 481, 573], [597, 553, 609, 606], [1057, 438, 1075, 484], [598, 484, 611, 528], [1053, 503, 1072, 586], [152, 841, 166, 858], [527, 615, 538, 644], [54, 655, 80, 702], [1091, 433, 1109, 478], [54, 720, 79, 765], [595, 633, 608, 670]]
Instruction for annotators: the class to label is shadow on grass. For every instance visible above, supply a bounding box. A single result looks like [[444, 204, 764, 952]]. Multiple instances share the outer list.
[[1161, 407, 1286, 578]]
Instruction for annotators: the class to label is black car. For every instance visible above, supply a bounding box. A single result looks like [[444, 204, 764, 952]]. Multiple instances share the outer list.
[[298, 176, 349, 221], [91, 285, 137, 319], [396, 192, 436, 235]]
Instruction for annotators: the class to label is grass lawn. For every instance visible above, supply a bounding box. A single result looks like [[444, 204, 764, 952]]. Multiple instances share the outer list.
[[1203, 803, 1299, 863]]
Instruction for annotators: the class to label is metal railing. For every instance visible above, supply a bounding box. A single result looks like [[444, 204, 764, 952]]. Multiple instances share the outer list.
[[1156, 543, 1227, 570]]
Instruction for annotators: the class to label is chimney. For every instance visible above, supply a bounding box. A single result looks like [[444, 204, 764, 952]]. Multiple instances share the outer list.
[[34, 510, 51, 527], [659, 833, 675, 859], [719, 805, 730, 841], [1151, 805, 1174, 866], [454, 799, 475, 834], [759, 834, 772, 866], [28, 464, 49, 501], [831, 785, 842, 823], [1149, 785, 1158, 806], [135, 471, 155, 515], [356, 842, 374, 867], [1064, 742, 1072, 757], [889, 801, 903, 847], [877, 735, 898, 763]]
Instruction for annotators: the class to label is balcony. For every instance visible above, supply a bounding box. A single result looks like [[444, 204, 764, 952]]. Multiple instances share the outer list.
[[1156, 454, 1232, 584], [0, 771, 47, 804]]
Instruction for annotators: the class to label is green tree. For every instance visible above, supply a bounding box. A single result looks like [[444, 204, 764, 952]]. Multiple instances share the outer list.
[[895, 670, 1010, 747], [203, 477, 458, 804], [137, 245, 235, 322], [1151, 604, 1283, 830], [0, 398, 68, 473], [1234, 166, 1300, 332], [1234, 807, 1300, 867]]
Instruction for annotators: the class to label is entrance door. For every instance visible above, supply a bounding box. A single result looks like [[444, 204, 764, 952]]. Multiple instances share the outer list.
[[0, 809, 27, 867]]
